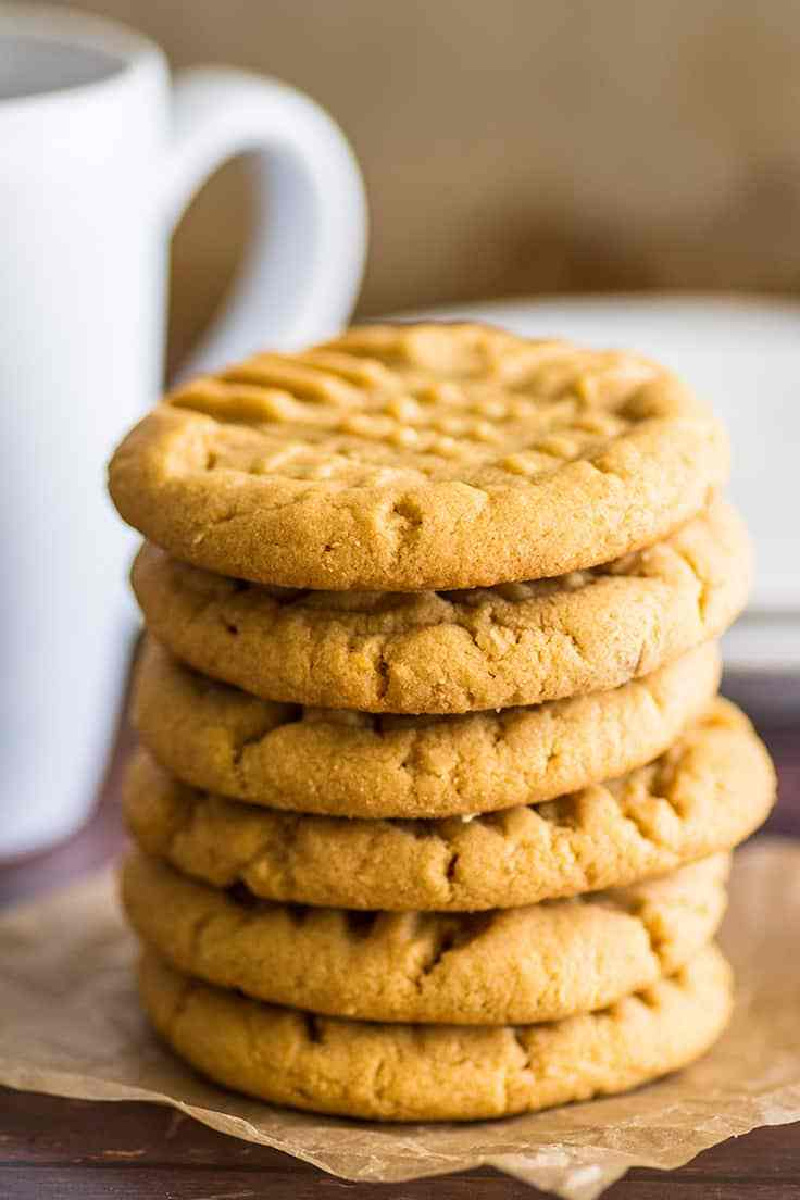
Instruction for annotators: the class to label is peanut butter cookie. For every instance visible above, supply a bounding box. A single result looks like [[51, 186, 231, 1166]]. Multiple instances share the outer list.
[[134, 639, 720, 816], [139, 945, 732, 1121], [132, 498, 748, 714], [109, 324, 729, 590], [124, 701, 774, 911], [123, 851, 728, 1025]]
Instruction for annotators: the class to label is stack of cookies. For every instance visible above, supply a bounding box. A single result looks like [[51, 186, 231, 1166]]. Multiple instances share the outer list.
[[109, 323, 775, 1122]]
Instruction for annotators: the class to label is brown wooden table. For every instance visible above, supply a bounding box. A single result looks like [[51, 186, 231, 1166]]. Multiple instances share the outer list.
[[1, 676, 799, 1200]]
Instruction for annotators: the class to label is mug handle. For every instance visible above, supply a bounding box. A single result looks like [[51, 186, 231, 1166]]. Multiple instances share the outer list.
[[162, 67, 367, 374]]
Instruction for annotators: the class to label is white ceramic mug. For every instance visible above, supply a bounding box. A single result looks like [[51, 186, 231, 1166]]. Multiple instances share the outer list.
[[0, 3, 367, 857]]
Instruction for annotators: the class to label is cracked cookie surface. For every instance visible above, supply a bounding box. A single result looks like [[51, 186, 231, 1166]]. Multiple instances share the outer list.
[[139, 944, 732, 1121], [123, 851, 727, 1025], [134, 639, 720, 816], [132, 498, 748, 714], [109, 324, 729, 591], [124, 700, 774, 911]]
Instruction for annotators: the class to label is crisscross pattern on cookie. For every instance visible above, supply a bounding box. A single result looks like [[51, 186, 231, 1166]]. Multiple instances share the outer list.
[[109, 324, 729, 589], [170, 326, 663, 488]]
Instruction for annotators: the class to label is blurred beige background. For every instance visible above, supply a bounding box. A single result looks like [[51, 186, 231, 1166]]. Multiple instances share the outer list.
[[54, 0, 800, 369]]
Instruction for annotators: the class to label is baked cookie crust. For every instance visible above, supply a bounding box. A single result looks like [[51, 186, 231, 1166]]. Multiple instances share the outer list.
[[139, 945, 732, 1121], [124, 700, 774, 912], [123, 851, 728, 1025], [133, 639, 720, 817], [131, 498, 748, 714], [109, 324, 729, 590]]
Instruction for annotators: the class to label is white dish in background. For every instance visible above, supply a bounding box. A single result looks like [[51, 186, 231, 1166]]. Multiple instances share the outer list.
[[401, 295, 800, 676]]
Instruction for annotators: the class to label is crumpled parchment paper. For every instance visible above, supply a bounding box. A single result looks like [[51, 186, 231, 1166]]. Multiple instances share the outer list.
[[1, 837, 799, 1200]]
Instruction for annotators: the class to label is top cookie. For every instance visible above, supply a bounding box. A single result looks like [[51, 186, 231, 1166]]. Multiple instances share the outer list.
[[109, 324, 728, 590]]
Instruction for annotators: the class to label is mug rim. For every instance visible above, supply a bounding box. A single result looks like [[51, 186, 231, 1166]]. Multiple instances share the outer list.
[[0, 1, 164, 109]]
